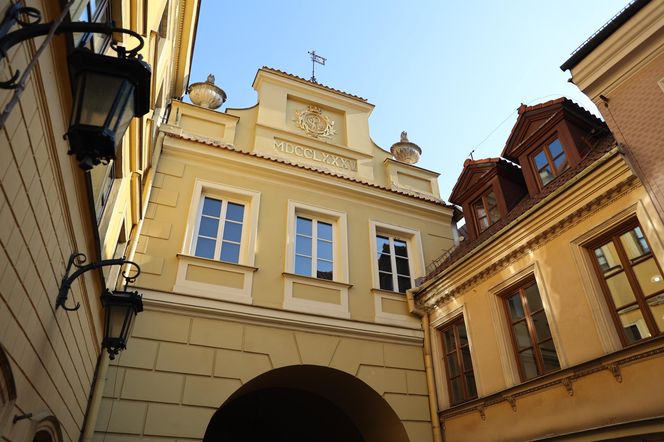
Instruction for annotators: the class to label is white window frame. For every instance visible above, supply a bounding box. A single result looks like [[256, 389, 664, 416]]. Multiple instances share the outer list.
[[283, 201, 350, 318], [369, 221, 424, 327], [294, 216, 334, 280], [182, 180, 260, 267], [192, 196, 245, 264], [369, 221, 424, 292], [174, 180, 260, 304], [286, 201, 348, 283]]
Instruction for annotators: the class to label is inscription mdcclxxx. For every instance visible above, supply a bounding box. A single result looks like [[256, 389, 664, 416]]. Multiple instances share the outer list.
[[274, 140, 357, 171]]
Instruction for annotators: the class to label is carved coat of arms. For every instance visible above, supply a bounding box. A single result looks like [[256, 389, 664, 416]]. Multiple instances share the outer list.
[[294, 105, 336, 139]]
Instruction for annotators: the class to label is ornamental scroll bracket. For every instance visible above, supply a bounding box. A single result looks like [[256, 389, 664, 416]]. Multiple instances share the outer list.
[[561, 377, 574, 396], [56, 252, 141, 311]]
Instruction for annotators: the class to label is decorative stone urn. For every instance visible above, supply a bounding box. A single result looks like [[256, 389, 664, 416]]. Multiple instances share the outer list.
[[188, 74, 226, 109], [390, 131, 422, 164]]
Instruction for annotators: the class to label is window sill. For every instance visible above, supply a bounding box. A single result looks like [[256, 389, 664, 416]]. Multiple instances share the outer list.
[[173, 254, 257, 304], [282, 272, 351, 319]]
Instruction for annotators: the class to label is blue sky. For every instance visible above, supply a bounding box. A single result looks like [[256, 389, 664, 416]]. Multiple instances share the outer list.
[[189, 1, 628, 199]]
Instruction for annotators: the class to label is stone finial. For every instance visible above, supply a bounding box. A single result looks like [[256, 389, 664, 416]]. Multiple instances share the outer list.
[[188, 74, 226, 109], [390, 131, 422, 164]]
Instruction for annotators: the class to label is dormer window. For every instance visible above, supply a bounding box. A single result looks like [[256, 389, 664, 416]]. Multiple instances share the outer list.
[[532, 138, 569, 187], [472, 190, 501, 232]]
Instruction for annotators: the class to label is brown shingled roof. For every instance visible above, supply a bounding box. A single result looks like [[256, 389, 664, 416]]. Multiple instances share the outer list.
[[425, 133, 617, 281], [258, 67, 371, 104]]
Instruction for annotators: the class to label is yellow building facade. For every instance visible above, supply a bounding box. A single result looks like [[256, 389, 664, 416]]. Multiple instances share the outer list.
[[93, 67, 455, 441], [412, 97, 664, 441], [0, 0, 199, 440]]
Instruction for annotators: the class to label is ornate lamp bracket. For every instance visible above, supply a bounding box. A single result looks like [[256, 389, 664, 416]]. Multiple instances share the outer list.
[[0, 2, 145, 89], [56, 252, 141, 311]]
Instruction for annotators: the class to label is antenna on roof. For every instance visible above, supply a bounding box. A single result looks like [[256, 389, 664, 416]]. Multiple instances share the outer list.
[[308, 50, 326, 83], [469, 149, 475, 160]]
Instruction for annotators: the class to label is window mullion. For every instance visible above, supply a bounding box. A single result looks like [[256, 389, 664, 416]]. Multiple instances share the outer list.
[[215, 200, 227, 260], [454, 323, 469, 400], [311, 220, 318, 277], [389, 238, 399, 291], [522, 288, 545, 374]]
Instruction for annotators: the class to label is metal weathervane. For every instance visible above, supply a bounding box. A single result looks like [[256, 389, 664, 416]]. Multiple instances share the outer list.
[[308, 50, 326, 83]]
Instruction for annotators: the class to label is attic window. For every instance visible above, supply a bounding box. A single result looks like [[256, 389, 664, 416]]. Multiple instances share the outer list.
[[532, 138, 568, 187], [473, 190, 500, 232]]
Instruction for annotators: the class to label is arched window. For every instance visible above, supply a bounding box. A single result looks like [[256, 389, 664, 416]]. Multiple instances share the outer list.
[[32, 417, 62, 442]]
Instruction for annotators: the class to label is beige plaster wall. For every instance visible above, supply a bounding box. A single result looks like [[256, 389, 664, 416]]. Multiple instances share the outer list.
[[94, 308, 434, 441]]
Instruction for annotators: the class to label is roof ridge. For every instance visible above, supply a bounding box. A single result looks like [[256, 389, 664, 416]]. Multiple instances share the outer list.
[[260, 66, 369, 103]]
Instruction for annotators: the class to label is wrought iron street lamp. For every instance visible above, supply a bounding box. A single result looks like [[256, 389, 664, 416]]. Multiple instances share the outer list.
[[66, 48, 150, 169], [101, 288, 143, 360], [0, 3, 151, 169]]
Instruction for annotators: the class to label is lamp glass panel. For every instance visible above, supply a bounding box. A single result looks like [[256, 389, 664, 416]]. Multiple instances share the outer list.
[[77, 72, 124, 127], [109, 81, 135, 137]]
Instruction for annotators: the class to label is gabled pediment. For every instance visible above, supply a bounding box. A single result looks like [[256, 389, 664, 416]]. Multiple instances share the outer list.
[[502, 99, 567, 162], [449, 159, 501, 205]]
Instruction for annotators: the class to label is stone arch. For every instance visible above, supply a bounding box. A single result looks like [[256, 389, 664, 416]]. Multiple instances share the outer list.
[[31, 416, 63, 442], [204, 365, 411, 442]]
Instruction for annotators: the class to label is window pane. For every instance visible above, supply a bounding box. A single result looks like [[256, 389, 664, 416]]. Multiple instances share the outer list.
[[194, 237, 215, 259], [617, 307, 651, 344], [378, 254, 392, 272], [489, 205, 501, 224], [532, 311, 552, 342], [296, 217, 312, 236], [633, 258, 663, 296], [519, 349, 539, 380], [507, 294, 525, 320], [202, 197, 222, 217], [553, 152, 568, 172], [198, 216, 219, 238], [226, 202, 245, 222], [533, 150, 548, 169], [461, 347, 472, 371], [594, 242, 622, 274], [222, 221, 242, 242], [318, 221, 333, 241], [295, 255, 311, 276], [539, 166, 554, 186], [512, 321, 531, 350], [318, 239, 333, 261], [397, 276, 412, 293], [396, 257, 410, 276], [606, 272, 637, 308], [443, 330, 456, 351], [646, 294, 664, 333], [524, 283, 543, 312], [446, 353, 459, 377], [465, 373, 477, 398], [620, 228, 651, 262], [450, 377, 463, 405], [317, 259, 333, 280], [548, 139, 563, 157], [220, 242, 240, 263], [473, 200, 486, 219], [296, 235, 312, 256], [394, 240, 408, 257], [379, 272, 394, 291], [457, 323, 468, 347], [539, 340, 560, 372], [376, 235, 390, 254]]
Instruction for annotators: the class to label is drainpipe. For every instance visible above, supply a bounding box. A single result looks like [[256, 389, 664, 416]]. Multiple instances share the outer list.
[[407, 290, 443, 442]]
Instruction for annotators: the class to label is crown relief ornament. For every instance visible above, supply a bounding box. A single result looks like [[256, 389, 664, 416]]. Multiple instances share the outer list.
[[294, 105, 336, 139]]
